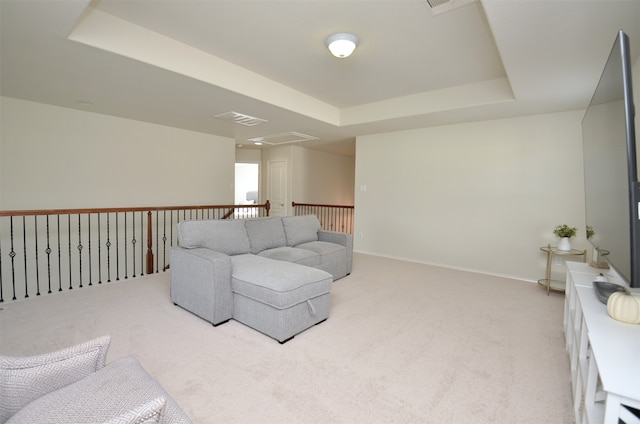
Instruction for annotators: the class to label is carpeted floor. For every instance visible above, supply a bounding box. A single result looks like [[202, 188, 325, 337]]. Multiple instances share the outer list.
[[0, 253, 574, 423]]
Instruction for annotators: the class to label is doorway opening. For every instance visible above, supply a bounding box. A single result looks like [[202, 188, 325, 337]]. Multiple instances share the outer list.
[[235, 163, 259, 205]]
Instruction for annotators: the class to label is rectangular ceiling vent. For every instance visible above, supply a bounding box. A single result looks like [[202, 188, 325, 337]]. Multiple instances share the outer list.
[[248, 131, 318, 146], [214, 111, 267, 126], [426, 0, 451, 7], [425, 0, 476, 15]]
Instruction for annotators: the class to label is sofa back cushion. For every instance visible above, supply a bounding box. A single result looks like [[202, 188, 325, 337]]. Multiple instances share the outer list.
[[281, 215, 321, 246], [177, 220, 250, 256], [244, 217, 287, 254]]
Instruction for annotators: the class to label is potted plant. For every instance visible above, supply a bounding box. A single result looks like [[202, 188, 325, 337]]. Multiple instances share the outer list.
[[554, 224, 577, 251]]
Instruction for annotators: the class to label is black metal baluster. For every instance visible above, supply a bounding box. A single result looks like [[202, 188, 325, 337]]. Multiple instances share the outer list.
[[132, 212, 137, 278], [155, 211, 159, 273], [331, 208, 335, 231], [45, 215, 52, 294], [98, 213, 103, 284], [139, 211, 144, 276], [67, 215, 72, 290], [124, 212, 128, 279], [106, 214, 111, 283], [0, 233, 3, 302], [162, 210, 167, 271], [9, 217, 17, 300], [88, 214, 92, 286], [22, 216, 29, 298], [77, 214, 83, 288], [57, 215, 62, 292], [0, 225, 4, 302], [115, 213, 120, 281], [34, 217, 40, 296], [170, 210, 174, 248]]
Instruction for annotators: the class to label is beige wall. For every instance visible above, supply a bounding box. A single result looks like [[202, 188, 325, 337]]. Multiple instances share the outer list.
[[291, 146, 355, 205], [260, 144, 355, 215], [235, 147, 262, 164], [1, 97, 236, 209], [351, 40, 640, 284], [354, 111, 586, 282]]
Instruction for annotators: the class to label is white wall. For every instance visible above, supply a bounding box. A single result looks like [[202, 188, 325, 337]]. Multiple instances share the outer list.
[[354, 111, 586, 282], [1, 97, 235, 209]]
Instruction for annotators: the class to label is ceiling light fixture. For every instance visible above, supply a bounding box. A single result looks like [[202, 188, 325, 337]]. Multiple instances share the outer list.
[[326, 33, 358, 58]]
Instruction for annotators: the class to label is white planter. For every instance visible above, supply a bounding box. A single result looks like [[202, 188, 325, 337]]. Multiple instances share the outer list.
[[558, 237, 571, 251]]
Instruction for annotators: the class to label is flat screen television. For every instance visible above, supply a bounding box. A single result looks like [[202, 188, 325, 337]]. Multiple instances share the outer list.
[[582, 29, 639, 288]]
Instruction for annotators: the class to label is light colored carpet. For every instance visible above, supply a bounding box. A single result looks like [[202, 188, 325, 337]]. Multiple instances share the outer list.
[[0, 253, 573, 423]]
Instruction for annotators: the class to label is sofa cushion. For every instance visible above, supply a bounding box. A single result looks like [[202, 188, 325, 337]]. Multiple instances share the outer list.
[[6, 356, 192, 424], [296, 241, 347, 280], [177, 219, 250, 256], [257, 246, 319, 267], [230, 254, 331, 309], [0, 335, 111, 423], [281, 215, 321, 246], [244, 217, 287, 254], [296, 240, 345, 257]]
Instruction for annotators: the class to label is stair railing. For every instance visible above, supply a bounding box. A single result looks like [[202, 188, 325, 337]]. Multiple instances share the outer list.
[[291, 202, 354, 234], [0, 201, 270, 302]]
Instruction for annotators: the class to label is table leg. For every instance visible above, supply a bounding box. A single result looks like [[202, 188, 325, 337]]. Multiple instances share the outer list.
[[545, 249, 553, 295]]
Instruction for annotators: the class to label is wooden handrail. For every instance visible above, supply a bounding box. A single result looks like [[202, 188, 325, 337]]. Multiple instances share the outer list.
[[0, 202, 271, 217], [291, 202, 353, 209]]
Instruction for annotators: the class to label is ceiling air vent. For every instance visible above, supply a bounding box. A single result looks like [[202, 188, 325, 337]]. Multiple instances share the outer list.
[[425, 0, 476, 15], [214, 111, 267, 127], [426, 0, 451, 7], [248, 131, 318, 146]]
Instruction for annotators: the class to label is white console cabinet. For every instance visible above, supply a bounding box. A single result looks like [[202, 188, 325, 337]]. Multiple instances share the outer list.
[[564, 262, 640, 424]]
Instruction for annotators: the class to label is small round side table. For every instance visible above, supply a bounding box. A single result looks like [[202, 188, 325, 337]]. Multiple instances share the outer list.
[[538, 245, 586, 295]]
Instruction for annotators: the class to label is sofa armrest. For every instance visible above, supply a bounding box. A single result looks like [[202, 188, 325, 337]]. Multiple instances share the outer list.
[[0, 336, 111, 423], [6, 356, 192, 424], [170, 246, 233, 325], [318, 231, 353, 275]]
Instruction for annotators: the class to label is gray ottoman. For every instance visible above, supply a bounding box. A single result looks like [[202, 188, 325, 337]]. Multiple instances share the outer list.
[[230, 254, 332, 343]]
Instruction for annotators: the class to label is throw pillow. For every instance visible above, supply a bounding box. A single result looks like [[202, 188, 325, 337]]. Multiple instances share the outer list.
[[0, 335, 111, 422], [177, 219, 250, 255], [281, 215, 321, 246]]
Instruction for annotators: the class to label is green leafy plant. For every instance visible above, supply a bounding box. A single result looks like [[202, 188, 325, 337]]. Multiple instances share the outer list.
[[586, 226, 595, 239], [554, 224, 577, 238]]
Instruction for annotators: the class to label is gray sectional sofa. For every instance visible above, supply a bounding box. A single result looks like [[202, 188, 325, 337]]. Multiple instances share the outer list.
[[170, 215, 352, 343], [0, 336, 192, 424]]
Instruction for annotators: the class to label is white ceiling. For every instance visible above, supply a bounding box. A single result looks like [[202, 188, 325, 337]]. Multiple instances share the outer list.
[[1, 0, 639, 156]]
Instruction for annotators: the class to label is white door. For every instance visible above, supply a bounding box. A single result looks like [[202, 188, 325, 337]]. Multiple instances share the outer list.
[[267, 160, 287, 216]]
